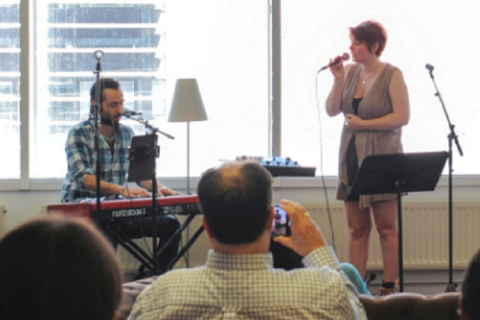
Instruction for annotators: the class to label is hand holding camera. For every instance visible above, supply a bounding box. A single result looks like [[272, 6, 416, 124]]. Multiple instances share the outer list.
[[273, 199, 327, 257]]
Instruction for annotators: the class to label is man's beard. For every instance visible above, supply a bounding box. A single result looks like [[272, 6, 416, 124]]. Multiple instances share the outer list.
[[101, 116, 120, 130]]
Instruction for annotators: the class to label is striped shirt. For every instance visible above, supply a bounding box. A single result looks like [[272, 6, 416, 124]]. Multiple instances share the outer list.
[[128, 246, 367, 320], [61, 119, 134, 202]]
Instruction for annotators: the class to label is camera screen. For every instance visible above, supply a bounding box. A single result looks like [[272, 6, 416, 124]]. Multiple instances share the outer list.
[[272, 205, 291, 237]]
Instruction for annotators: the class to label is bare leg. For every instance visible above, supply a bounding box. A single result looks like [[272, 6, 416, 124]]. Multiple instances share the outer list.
[[345, 201, 372, 278], [372, 199, 399, 283]]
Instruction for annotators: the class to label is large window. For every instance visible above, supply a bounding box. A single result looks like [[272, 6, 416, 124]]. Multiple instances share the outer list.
[[0, 1, 20, 179], [282, 0, 479, 175], [3, 0, 480, 184], [32, 1, 168, 178], [30, 0, 269, 178]]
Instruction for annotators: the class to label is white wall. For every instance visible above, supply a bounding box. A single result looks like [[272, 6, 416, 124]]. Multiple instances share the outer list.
[[1, 176, 478, 294]]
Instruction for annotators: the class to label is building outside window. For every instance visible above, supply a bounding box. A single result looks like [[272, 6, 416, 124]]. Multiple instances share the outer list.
[[0, 1, 20, 179]]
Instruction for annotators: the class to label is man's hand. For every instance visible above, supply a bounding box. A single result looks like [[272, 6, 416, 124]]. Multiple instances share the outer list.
[[121, 187, 150, 198], [273, 199, 327, 257], [139, 180, 182, 197], [158, 186, 182, 196]]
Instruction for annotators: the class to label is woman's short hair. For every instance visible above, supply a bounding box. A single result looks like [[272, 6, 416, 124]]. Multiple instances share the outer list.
[[350, 20, 388, 57], [0, 216, 123, 320]]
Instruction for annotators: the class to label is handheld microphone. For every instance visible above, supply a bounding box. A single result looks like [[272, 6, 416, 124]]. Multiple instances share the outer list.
[[317, 52, 350, 73], [425, 63, 434, 72], [120, 109, 143, 116]]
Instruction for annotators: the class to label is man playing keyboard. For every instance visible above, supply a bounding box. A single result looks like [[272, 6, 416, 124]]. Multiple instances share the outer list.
[[60, 78, 180, 274]]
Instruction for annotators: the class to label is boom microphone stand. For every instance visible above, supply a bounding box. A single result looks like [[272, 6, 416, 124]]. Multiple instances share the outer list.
[[425, 63, 464, 292], [93, 50, 104, 225]]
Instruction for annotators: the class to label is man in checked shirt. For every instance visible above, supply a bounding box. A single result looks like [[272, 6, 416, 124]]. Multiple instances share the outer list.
[[129, 161, 367, 320], [60, 78, 180, 274]]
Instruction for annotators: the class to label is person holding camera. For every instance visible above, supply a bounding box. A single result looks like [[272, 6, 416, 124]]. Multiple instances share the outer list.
[[128, 161, 367, 320]]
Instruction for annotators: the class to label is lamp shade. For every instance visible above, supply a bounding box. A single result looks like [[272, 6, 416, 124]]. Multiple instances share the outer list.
[[168, 78, 208, 122]]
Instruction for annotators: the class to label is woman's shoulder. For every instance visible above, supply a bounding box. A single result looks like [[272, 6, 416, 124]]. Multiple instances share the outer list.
[[384, 62, 403, 74]]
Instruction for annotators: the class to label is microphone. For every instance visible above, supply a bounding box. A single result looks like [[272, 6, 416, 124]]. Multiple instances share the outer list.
[[425, 63, 434, 72], [94, 50, 104, 61], [318, 52, 350, 73], [120, 109, 143, 116]]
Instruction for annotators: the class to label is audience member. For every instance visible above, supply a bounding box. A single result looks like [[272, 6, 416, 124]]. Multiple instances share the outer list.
[[128, 161, 367, 320], [0, 216, 123, 320]]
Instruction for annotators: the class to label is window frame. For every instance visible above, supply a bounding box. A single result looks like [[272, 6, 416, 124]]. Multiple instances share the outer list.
[[0, 0, 476, 192]]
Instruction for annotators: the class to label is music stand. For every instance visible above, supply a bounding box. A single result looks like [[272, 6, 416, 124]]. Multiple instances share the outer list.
[[348, 151, 448, 292]]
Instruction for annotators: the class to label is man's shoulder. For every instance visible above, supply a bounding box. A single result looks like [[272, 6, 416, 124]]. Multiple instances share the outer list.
[[135, 268, 206, 304], [69, 120, 93, 133], [118, 123, 134, 134]]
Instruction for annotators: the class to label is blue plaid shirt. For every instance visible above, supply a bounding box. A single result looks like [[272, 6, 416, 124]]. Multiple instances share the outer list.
[[61, 119, 134, 202]]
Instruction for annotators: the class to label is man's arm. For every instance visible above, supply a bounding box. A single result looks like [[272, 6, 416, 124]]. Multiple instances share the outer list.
[[66, 127, 150, 198], [274, 199, 367, 320], [83, 174, 150, 198]]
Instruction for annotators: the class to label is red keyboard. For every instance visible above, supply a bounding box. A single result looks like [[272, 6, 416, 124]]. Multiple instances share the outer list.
[[47, 195, 200, 221]]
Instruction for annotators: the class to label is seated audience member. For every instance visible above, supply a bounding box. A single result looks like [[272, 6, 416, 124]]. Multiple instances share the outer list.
[[460, 248, 480, 320], [0, 217, 123, 320], [128, 161, 367, 320]]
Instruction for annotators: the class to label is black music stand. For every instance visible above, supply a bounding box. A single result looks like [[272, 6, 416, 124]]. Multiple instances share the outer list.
[[348, 151, 448, 292], [127, 134, 164, 274]]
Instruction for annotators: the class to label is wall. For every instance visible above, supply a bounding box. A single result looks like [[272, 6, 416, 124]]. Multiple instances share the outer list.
[[1, 176, 479, 294]]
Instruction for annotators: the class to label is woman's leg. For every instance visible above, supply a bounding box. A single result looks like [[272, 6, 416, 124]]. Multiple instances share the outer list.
[[345, 201, 372, 278], [372, 199, 399, 283]]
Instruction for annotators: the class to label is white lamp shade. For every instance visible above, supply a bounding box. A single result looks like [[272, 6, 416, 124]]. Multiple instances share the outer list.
[[168, 78, 208, 122]]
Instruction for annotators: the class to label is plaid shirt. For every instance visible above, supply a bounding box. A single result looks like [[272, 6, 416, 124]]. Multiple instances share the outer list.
[[128, 247, 367, 320], [61, 119, 134, 202]]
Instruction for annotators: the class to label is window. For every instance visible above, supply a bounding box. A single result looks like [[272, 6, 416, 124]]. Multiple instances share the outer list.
[[31, 1, 168, 178], [282, 0, 479, 175], [31, 0, 269, 178], [0, 1, 20, 179], [4, 0, 480, 184]]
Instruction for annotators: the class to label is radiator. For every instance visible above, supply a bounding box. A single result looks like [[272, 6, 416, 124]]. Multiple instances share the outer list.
[[306, 202, 480, 270], [119, 202, 480, 272]]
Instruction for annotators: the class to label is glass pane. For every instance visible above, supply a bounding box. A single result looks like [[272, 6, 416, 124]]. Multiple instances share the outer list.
[[0, 1, 20, 179], [282, 0, 480, 175], [32, 0, 269, 178], [31, 2, 167, 178]]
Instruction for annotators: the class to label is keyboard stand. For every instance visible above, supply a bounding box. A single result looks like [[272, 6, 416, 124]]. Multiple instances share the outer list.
[[102, 212, 204, 277]]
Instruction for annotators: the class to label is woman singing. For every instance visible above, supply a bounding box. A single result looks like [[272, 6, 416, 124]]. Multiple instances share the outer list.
[[326, 20, 410, 296]]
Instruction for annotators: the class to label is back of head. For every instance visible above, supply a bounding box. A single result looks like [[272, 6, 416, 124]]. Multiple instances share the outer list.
[[350, 20, 388, 57], [463, 248, 480, 320], [197, 161, 272, 245], [0, 217, 123, 320]]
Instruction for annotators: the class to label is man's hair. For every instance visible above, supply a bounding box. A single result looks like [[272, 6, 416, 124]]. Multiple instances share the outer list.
[[463, 248, 480, 320], [0, 217, 123, 320], [350, 20, 388, 57], [197, 161, 273, 245], [90, 77, 121, 104]]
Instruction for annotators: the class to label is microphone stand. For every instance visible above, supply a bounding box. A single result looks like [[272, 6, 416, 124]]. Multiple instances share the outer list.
[[124, 113, 174, 274], [426, 64, 463, 292], [123, 114, 175, 140], [93, 52, 103, 225]]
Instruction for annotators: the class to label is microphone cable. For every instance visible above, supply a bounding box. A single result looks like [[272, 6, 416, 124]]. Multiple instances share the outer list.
[[315, 72, 335, 251]]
